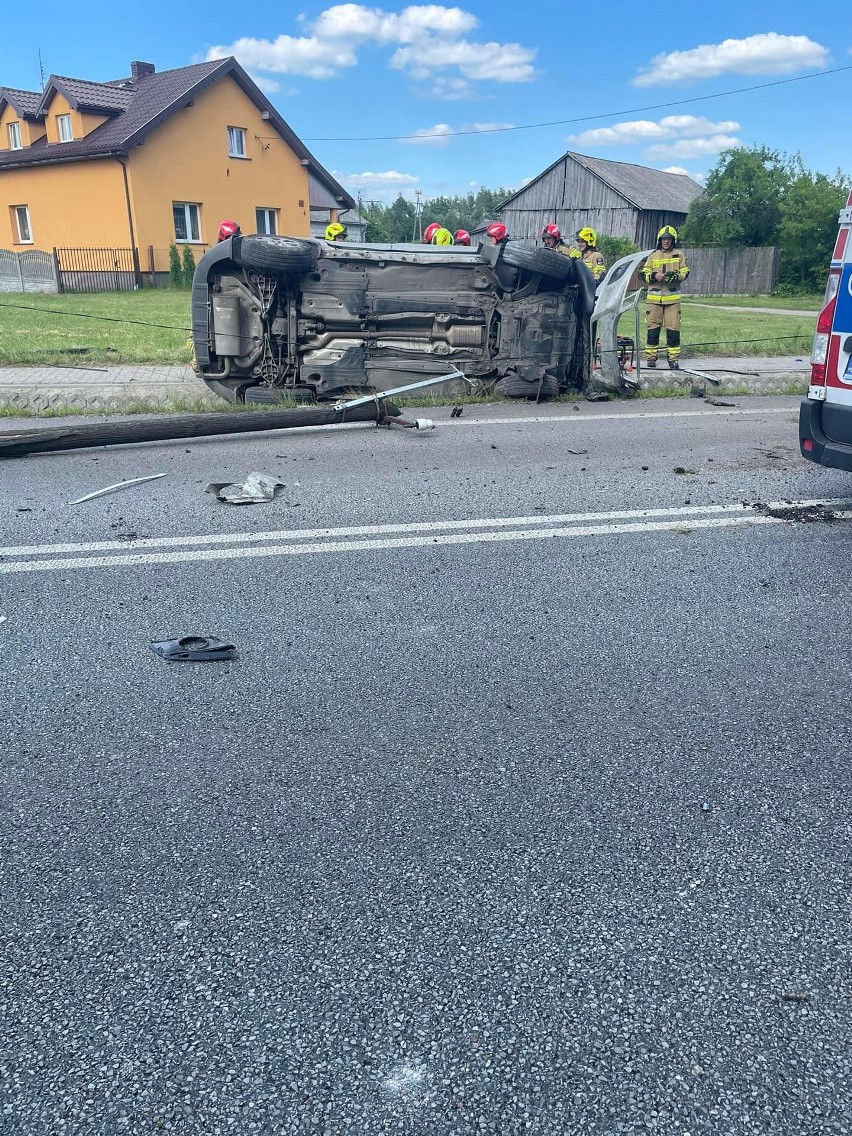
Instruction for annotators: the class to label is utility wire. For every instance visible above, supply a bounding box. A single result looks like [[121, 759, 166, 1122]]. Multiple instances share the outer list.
[[303, 64, 852, 142], [0, 301, 814, 354], [0, 301, 192, 332]]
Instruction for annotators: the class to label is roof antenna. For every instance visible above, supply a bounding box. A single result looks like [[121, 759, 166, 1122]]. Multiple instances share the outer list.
[[38, 48, 46, 89]]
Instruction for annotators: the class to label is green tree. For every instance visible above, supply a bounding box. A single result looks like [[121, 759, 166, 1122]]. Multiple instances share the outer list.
[[778, 165, 848, 290], [682, 146, 792, 247], [598, 235, 640, 265], [181, 245, 196, 288], [168, 242, 183, 287]]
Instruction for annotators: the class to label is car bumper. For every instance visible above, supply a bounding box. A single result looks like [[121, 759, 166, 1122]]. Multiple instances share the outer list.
[[800, 396, 852, 471]]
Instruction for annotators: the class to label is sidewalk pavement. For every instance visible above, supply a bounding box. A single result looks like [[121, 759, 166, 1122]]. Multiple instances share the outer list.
[[0, 356, 811, 413]]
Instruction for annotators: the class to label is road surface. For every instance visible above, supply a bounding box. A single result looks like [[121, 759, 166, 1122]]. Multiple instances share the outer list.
[[0, 396, 850, 1135]]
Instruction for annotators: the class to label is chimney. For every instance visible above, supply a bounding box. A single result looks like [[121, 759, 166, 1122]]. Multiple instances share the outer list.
[[130, 61, 155, 82]]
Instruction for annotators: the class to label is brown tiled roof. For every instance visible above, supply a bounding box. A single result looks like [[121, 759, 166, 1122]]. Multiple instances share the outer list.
[[39, 76, 134, 115], [0, 58, 355, 208], [0, 87, 42, 118]]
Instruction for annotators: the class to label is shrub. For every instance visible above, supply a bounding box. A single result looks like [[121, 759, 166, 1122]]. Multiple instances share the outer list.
[[168, 242, 183, 288], [181, 245, 196, 288]]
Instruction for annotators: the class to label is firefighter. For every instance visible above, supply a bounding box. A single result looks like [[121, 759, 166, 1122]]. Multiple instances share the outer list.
[[422, 223, 440, 243], [641, 225, 689, 369], [486, 222, 508, 247], [572, 227, 607, 284], [217, 220, 241, 242], [455, 229, 471, 246], [541, 223, 573, 257], [325, 222, 348, 241]]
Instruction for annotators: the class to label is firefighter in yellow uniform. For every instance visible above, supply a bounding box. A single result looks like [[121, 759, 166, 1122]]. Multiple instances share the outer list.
[[569, 228, 607, 284], [641, 226, 689, 369]]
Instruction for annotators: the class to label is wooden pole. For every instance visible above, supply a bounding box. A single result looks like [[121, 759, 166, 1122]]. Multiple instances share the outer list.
[[0, 402, 401, 459]]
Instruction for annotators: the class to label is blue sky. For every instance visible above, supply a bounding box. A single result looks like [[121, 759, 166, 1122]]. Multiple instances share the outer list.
[[3, 1, 851, 204]]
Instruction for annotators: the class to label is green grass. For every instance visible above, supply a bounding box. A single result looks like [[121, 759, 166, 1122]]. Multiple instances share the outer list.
[[0, 290, 193, 365], [683, 294, 822, 311], [0, 288, 817, 369], [619, 303, 815, 357]]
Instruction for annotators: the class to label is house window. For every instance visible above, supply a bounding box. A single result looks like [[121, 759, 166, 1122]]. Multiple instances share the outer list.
[[13, 205, 32, 243], [227, 126, 247, 158], [57, 114, 73, 142], [8, 122, 22, 150], [256, 208, 278, 235], [173, 202, 201, 243]]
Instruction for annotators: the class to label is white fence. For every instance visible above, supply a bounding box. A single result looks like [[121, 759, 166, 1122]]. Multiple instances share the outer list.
[[0, 248, 59, 293]]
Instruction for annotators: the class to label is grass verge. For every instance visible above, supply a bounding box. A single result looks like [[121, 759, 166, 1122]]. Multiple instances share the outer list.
[[0, 289, 819, 367]]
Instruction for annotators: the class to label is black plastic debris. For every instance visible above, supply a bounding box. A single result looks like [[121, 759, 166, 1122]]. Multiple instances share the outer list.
[[150, 636, 237, 662]]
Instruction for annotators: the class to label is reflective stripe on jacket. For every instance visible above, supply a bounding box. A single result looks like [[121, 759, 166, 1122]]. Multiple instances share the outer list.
[[641, 249, 689, 303], [581, 248, 607, 282]]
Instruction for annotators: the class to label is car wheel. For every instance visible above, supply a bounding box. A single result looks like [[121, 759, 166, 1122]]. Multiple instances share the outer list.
[[239, 235, 317, 275], [500, 243, 575, 283], [494, 371, 561, 399]]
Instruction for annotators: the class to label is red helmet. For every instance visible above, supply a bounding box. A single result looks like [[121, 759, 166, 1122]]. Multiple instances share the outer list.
[[486, 222, 507, 242], [217, 219, 241, 242], [454, 229, 471, 246], [423, 223, 441, 243], [541, 223, 561, 241]]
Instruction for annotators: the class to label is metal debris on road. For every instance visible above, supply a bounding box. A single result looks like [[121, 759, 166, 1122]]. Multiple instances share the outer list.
[[0, 614, 7, 626], [150, 636, 237, 662], [780, 992, 812, 1003], [205, 471, 285, 505], [69, 473, 167, 505]]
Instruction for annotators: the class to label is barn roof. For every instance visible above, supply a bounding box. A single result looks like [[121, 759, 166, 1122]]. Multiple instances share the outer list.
[[499, 151, 704, 214]]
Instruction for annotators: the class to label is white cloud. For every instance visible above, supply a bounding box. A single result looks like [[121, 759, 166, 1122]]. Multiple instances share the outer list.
[[427, 76, 474, 100], [313, 4, 478, 42], [207, 35, 357, 79], [208, 5, 535, 86], [338, 169, 420, 187], [661, 166, 707, 184], [249, 73, 282, 94], [645, 135, 742, 159], [634, 32, 829, 86], [391, 37, 536, 82], [570, 115, 739, 147], [400, 121, 513, 144]]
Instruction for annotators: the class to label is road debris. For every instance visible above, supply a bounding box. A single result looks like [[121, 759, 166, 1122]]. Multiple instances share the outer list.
[[673, 466, 696, 475], [752, 502, 840, 524], [450, 405, 464, 418], [205, 472, 285, 505], [705, 397, 737, 407], [0, 615, 7, 627], [150, 636, 237, 662], [566, 448, 588, 456], [780, 992, 812, 1004], [69, 473, 167, 505]]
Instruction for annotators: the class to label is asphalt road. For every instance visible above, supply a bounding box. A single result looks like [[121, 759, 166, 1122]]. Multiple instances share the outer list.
[[1, 396, 850, 1135]]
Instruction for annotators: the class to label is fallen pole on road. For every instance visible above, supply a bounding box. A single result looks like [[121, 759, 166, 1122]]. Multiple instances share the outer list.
[[0, 401, 402, 459]]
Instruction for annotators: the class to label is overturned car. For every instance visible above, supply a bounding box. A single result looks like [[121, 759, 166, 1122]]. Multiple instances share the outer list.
[[191, 234, 614, 403]]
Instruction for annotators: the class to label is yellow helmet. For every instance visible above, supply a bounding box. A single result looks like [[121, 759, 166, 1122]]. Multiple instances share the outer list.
[[325, 222, 347, 241], [576, 227, 597, 248], [657, 225, 678, 246], [432, 227, 454, 246]]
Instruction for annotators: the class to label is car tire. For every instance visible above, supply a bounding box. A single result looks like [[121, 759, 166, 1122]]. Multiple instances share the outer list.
[[494, 371, 561, 400], [500, 243, 575, 283], [239, 235, 317, 275]]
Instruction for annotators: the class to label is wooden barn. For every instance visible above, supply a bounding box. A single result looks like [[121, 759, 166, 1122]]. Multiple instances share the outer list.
[[498, 151, 704, 248]]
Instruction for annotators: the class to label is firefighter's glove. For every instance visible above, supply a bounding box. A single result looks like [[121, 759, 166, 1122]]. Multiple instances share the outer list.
[[665, 272, 681, 287]]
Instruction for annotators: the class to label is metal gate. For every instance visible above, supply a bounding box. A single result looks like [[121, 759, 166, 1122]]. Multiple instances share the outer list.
[[55, 247, 142, 293]]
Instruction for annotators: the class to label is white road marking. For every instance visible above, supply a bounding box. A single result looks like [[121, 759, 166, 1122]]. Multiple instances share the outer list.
[[2, 509, 849, 576], [449, 407, 797, 426], [4, 498, 848, 560]]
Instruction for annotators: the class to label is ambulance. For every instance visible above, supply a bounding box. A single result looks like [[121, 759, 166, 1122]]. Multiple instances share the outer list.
[[799, 188, 852, 468]]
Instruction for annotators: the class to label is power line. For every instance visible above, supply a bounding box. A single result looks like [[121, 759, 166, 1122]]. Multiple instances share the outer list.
[[0, 301, 191, 332], [303, 64, 852, 142]]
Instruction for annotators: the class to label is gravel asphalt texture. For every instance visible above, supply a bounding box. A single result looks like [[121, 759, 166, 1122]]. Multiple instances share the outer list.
[[0, 396, 850, 1134]]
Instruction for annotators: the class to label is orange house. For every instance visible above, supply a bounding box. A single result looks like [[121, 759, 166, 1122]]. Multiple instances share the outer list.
[[0, 58, 354, 277]]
